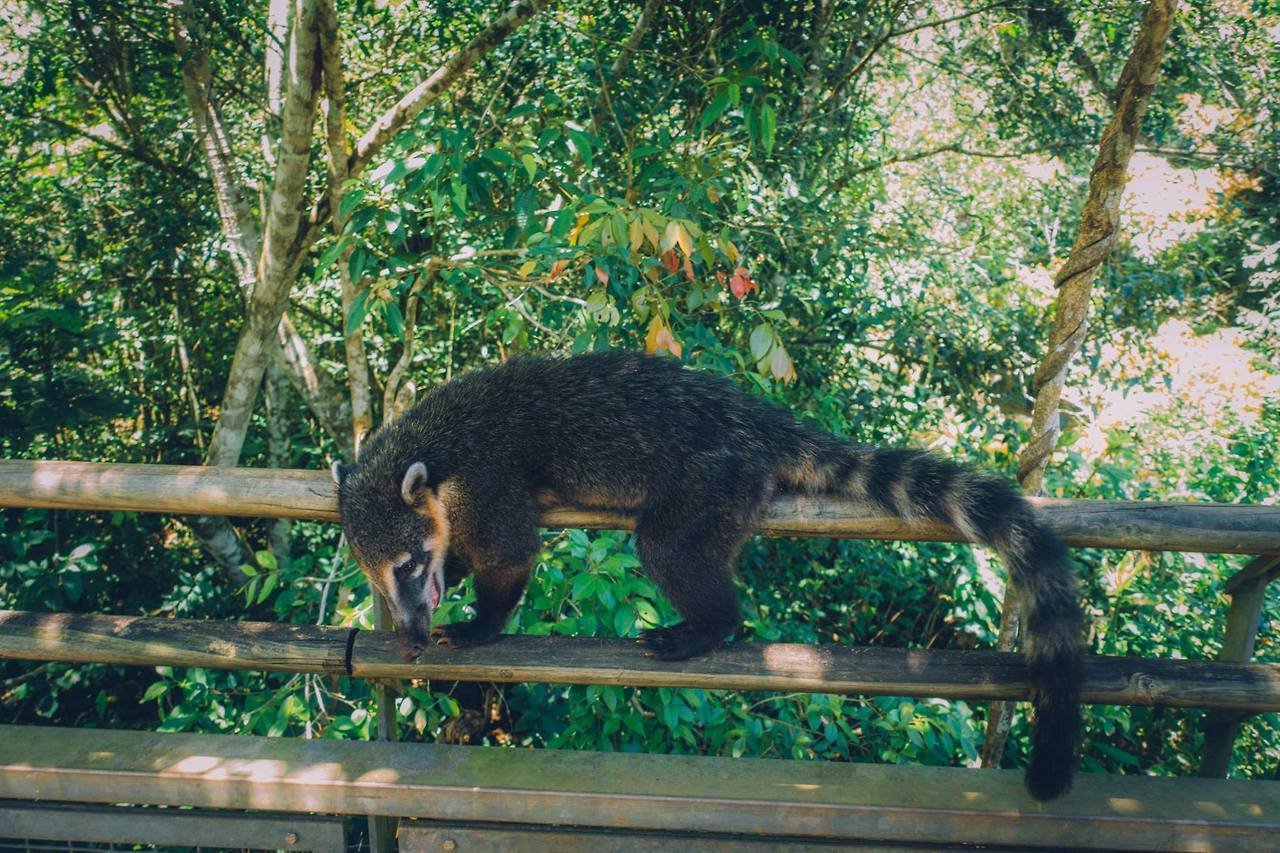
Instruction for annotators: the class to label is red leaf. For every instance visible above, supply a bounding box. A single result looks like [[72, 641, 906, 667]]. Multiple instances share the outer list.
[[683, 256, 695, 281], [660, 249, 679, 274], [594, 264, 610, 285], [730, 274, 756, 299]]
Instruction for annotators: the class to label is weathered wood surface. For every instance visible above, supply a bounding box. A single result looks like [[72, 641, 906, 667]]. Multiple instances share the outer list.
[[0, 801, 345, 852], [3, 611, 1278, 710], [397, 820, 922, 851], [2, 460, 1278, 553], [2, 725, 1278, 851]]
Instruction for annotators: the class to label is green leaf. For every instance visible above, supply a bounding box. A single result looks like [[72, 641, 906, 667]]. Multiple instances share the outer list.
[[346, 289, 371, 336], [255, 550, 278, 571], [568, 129, 594, 168], [521, 153, 538, 181], [502, 313, 523, 345], [750, 322, 775, 360], [760, 103, 777, 154], [258, 571, 279, 604], [385, 300, 405, 339], [346, 207, 377, 234], [315, 238, 349, 277], [348, 246, 368, 283], [142, 682, 168, 702], [483, 147, 516, 167], [338, 188, 365, 221], [699, 91, 730, 131]]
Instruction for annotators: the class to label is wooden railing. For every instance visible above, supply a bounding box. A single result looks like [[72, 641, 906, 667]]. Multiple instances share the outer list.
[[1, 458, 1278, 781]]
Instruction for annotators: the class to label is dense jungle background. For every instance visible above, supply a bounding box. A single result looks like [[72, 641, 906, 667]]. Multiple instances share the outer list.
[[2, 0, 1278, 794]]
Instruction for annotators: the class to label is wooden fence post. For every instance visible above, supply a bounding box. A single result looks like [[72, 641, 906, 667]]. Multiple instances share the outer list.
[[368, 591, 399, 851], [1199, 555, 1279, 777]]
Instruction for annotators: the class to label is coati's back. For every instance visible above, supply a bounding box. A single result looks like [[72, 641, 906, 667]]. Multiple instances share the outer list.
[[360, 350, 811, 495]]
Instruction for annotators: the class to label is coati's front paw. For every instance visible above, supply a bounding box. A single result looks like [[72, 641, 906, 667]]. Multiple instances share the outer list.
[[638, 624, 727, 661], [430, 621, 502, 649]]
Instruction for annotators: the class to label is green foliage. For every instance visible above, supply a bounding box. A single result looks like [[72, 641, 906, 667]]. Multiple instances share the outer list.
[[2, 0, 1278, 789]]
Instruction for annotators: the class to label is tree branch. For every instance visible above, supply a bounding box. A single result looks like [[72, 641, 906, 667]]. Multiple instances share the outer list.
[[348, 0, 551, 180], [591, 0, 663, 134], [293, 0, 551, 315]]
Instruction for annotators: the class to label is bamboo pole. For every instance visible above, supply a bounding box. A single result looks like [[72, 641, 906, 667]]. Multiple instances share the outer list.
[[2, 461, 1277, 554], [3, 611, 1278, 710]]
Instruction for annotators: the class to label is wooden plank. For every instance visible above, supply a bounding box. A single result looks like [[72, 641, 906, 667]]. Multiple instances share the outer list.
[[0, 800, 345, 852], [0, 610, 352, 675], [1, 725, 1277, 852], [3, 460, 1278, 554], [3, 610, 1279, 711], [397, 820, 888, 851]]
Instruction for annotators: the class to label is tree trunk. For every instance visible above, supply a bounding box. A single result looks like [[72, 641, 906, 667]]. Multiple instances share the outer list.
[[203, 0, 321, 472], [981, 0, 1179, 771]]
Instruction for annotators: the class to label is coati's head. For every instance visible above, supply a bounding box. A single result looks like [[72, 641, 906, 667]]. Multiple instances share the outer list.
[[331, 460, 449, 658]]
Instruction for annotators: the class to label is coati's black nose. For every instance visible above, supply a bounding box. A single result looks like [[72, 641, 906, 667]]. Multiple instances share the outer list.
[[398, 631, 430, 661]]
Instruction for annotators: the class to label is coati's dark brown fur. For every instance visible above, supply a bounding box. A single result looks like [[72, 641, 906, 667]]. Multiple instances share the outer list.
[[332, 351, 1084, 801]]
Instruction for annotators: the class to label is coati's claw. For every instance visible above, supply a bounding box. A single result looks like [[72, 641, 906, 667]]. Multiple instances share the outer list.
[[638, 624, 724, 661], [429, 621, 501, 649]]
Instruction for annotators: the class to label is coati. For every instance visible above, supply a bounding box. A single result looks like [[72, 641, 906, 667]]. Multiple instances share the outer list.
[[331, 350, 1083, 801]]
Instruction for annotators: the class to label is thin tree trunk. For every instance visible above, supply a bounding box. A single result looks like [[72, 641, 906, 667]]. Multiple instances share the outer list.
[[318, 0, 373, 451], [173, 2, 260, 291], [176, 0, 548, 573], [275, 315, 354, 457], [264, 358, 294, 562], [981, 0, 1178, 770], [292, 0, 553, 290], [204, 0, 321, 471], [800, 0, 834, 119]]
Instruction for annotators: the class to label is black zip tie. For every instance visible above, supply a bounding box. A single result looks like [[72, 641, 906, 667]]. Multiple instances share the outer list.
[[343, 628, 358, 676]]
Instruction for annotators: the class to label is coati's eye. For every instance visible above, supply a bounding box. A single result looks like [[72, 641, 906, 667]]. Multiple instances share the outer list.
[[393, 557, 418, 580]]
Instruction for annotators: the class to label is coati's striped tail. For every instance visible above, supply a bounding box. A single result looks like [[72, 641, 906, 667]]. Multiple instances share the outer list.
[[783, 443, 1084, 801]]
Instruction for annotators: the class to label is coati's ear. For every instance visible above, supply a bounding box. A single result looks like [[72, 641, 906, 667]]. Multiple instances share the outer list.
[[400, 462, 430, 507], [331, 461, 354, 486]]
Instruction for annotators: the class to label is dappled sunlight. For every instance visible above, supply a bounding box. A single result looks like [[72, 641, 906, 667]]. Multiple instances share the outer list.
[[1106, 797, 1143, 815], [760, 643, 834, 679], [1122, 153, 1225, 259], [1074, 318, 1280, 468]]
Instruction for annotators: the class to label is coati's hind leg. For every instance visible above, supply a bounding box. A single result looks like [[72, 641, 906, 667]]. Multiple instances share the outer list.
[[635, 453, 774, 660]]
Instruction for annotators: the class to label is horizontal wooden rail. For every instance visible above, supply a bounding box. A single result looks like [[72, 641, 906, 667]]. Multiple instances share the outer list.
[[3, 725, 1278, 851], [3, 611, 1278, 710], [2, 460, 1278, 553]]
